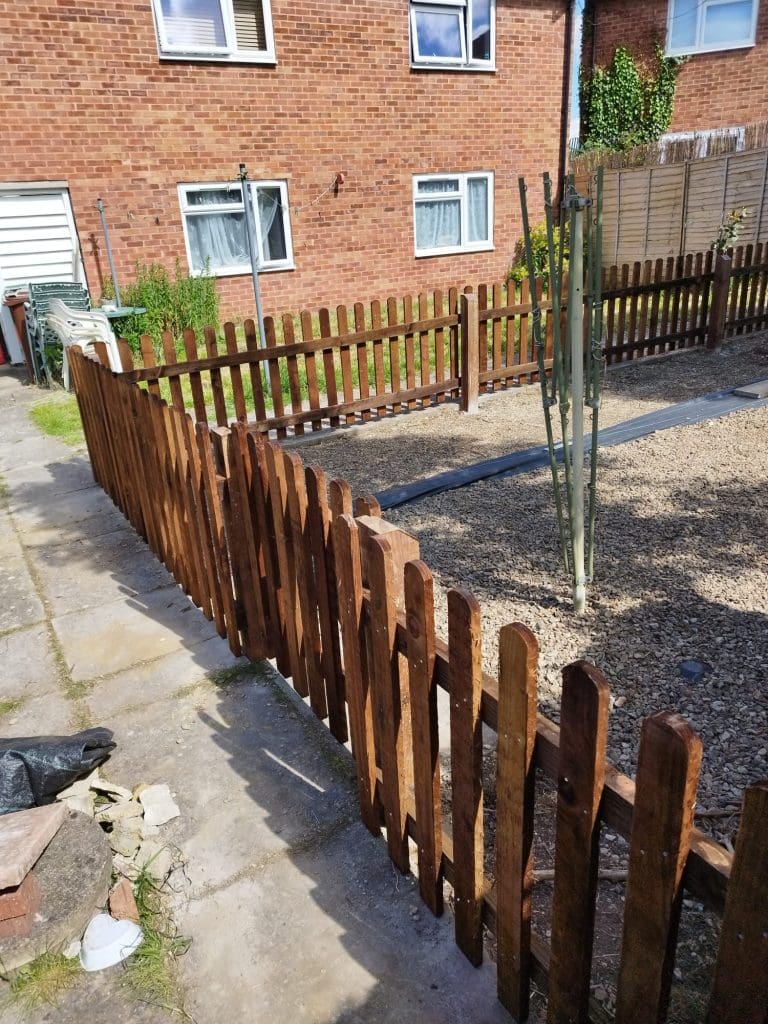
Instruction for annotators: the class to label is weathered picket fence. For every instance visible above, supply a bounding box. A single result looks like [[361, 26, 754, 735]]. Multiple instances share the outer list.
[[113, 243, 768, 438], [69, 344, 767, 1024]]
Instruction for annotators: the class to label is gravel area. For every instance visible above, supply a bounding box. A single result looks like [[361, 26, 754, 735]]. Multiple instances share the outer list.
[[297, 334, 768, 818], [291, 332, 768, 496], [295, 336, 768, 1021]]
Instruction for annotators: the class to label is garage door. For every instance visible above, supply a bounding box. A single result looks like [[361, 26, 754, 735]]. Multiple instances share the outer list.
[[0, 186, 84, 290]]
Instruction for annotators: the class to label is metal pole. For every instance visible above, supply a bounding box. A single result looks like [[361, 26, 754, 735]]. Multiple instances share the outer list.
[[568, 198, 587, 615], [239, 164, 271, 400], [239, 164, 267, 348], [96, 198, 122, 308]]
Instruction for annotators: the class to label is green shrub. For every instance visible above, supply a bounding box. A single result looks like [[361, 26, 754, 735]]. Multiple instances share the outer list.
[[508, 220, 569, 287], [103, 260, 220, 356]]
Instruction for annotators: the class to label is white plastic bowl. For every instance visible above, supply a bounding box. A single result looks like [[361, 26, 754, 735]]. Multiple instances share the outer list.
[[79, 913, 143, 972]]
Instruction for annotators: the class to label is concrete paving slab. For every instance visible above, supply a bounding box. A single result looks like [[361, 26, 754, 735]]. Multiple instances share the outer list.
[[0, 553, 44, 634], [0, 457, 95, 499], [19, 509, 131, 550], [29, 528, 174, 618], [0, 436, 77, 475], [9, 485, 116, 535], [0, 974, 171, 1024], [0, 623, 61, 701], [52, 584, 219, 681], [85, 634, 245, 719], [0, 694, 72, 738], [177, 823, 508, 1024], [93, 676, 356, 895]]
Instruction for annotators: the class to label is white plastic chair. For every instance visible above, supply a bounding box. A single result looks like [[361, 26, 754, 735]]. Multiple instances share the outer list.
[[45, 301, 122, 389]]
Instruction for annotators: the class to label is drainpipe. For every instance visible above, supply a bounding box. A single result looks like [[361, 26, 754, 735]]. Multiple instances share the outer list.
[[557, 0, 575, 211]]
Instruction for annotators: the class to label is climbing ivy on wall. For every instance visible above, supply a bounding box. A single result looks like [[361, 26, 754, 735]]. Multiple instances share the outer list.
[[580, 44, 685, 152]]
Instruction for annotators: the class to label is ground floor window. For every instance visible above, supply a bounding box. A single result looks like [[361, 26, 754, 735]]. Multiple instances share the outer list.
[[178, 181, 293, 276], [413, 172, 493, 256]]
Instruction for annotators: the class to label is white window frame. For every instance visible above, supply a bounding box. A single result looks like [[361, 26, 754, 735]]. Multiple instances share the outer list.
[[412, 172, 494, 258], [151, 0, 276, 63], [409, 0, 495, 71], [666, 0, 759, 56], [178, 181, 294, 277]]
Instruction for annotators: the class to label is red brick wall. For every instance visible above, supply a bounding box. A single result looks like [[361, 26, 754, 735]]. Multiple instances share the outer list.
[[1, 0, 568, 320], [585, 0, 768, 134]]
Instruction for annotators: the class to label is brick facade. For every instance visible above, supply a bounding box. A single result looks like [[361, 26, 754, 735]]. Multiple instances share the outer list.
[[2, 1, 568, 319], [585, 0, 768, 134]]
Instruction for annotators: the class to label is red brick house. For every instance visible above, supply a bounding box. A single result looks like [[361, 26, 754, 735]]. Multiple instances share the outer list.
[[582, 0, 767, 140], [0, 0, 573, 321]]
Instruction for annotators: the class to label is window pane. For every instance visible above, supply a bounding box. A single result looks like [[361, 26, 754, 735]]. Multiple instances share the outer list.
[[415, 198, 461, 250], [471, 0, 492, 61], [186, 187, 243, 207], [256, 187, 287, 262], [417, 178, 460, 194], [160, 0, 226, 48], [232, 0, 267, 50], [668, 0, 698, 49], [702, 0, 754, 44], [467, 178, 489, 242], [414, 10, 464, 59], [187, 211, 248, 271]]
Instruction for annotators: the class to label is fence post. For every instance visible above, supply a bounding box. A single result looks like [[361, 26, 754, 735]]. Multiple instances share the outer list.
[[460, 292, 479, 413], [706, 252, 731, 350]]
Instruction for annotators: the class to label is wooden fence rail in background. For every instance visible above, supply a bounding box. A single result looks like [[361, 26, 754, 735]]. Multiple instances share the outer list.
[[113, 243, 768, 439], [69, 345, 768, 1024]]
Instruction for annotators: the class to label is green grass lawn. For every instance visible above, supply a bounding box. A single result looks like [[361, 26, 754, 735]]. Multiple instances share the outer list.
[[29, 393, 85, 447]]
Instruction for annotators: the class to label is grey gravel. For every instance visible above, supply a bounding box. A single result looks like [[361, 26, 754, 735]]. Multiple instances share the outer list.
[[301, 333, 768, 829]]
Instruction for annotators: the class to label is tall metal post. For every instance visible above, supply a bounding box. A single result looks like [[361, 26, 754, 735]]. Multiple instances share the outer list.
[[568, 197, 587, 614], [238, 163, 270, 398], [96, 198, 122, 308]]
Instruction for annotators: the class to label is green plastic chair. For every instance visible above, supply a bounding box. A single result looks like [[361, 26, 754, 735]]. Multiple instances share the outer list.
[[23, 282, 91, 386]]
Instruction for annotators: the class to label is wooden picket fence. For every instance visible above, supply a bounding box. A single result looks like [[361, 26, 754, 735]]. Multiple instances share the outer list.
[[112, 244, 768, 438], [69, 344, 768, 1024]]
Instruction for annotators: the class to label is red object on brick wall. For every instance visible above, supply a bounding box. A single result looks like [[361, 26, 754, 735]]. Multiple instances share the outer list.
[[585, 0, 768, 135], [1, 1, 569, 321]]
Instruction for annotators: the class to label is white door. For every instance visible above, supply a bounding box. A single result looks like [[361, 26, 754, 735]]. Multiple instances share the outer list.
[[0, 185, 85, 290]]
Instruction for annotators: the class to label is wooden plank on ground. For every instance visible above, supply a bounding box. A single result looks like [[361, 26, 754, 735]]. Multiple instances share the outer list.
[[448, 587, 484, 966], [547, 660, 610, 1024], [496, 623, 539, 1020], [706, 780, 768, 1024], [404, 559, 443, 916], [614, 712, 703, 1024]]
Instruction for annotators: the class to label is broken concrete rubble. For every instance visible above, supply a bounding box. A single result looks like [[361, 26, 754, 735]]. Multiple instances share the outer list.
[[138, 784, 180, 827]]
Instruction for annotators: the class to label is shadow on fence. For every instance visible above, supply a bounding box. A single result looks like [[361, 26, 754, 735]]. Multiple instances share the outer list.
[[68, 344, 768, 1024]]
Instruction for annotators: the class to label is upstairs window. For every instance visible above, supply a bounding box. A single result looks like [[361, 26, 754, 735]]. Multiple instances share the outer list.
[[152, 0, 276, 62], [667, 0, 759, 55], [410, 0, 495, 69], [413, 173, 494, 257], [178, 182, 293, 276]]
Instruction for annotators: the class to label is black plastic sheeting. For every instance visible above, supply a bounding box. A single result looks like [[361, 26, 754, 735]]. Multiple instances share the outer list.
[[376, 385, 768, 511], [0, 728, 116, 815]]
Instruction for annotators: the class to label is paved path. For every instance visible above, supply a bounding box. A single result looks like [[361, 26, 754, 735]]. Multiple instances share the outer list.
[[0, 367, 508, 1024], [377, 381, 768, 509]]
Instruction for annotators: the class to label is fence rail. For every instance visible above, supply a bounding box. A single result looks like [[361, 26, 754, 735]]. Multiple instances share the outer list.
[[69, 344, 768, 1024], [112, 244, 768, 438]]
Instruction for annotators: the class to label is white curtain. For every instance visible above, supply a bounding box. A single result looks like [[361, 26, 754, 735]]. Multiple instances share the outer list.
[[188, 212, 248, 271], [255, 187, 286, 262], [415, 180, 461, 250], [467, 178, 488, 243]]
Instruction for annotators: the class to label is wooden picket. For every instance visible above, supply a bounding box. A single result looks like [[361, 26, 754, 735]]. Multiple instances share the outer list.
[[69, 344, 767, 1024]]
